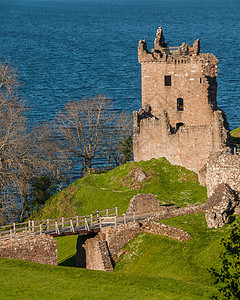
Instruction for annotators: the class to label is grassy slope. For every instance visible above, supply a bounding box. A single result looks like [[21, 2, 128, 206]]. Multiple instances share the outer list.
[[36, 158, 207, 219], [1, 213, 236, 299], [0, 256, 212, 300], [115, 213, 238, 299], [1, 159, 233, 299]]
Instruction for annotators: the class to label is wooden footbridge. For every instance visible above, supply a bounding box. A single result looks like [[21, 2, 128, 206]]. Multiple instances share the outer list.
[[0, 206, 146, 241]]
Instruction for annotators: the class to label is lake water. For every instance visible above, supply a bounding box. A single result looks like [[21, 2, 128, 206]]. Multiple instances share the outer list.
[[0, 0, 239, 130]]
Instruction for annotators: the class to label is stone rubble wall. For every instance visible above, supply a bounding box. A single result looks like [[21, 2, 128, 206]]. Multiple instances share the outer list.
[[101, 219, 192, 265], [204, 183, 239, 228], [0, 233, 58, 265], [206, 151, 240, 197], [101, 222, 142, 263], [146, 204, 205, 222], [83, 237, 113, 272], [142, 221, 191, 242], [126, 194, 162, 215]]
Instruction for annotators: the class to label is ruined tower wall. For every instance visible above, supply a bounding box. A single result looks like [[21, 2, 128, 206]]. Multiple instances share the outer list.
[[133, 27, 230, 175], [133, 110, 229, 173], [141, 60, 215, 127]]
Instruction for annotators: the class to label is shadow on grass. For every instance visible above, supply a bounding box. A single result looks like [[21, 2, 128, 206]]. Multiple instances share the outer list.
[[59, 254, 77, 267], [232, 137, 240, 145], [229, 215, 236, 224]]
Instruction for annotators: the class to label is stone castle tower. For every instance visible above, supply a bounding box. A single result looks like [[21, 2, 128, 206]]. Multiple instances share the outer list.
[[133, 27, 231, 178]]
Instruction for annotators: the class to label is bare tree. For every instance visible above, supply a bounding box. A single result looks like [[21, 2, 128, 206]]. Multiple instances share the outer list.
[[0, 60, 28, 223], [55, 94, 114, 175], [0, 60, 73, 224], [14, 123, 72, 219], [101, 111, 133, 168]]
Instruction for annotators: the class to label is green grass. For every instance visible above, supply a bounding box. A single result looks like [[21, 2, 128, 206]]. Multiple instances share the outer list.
[[56, 235, 78, 266], [230, 127, 240, 144], [116, 213, 227, 279], [0, 256, 214, 300], [1, 159, 233, 299], [36, 158, 207, 219], [1, 213, 236, 299]]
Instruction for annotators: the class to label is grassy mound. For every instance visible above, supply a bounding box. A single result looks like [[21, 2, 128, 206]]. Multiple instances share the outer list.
[[230, 127, 240, 144], [36, 158, 207, 219], [1, 213, 238, 299], [114, 213, 238, 298]]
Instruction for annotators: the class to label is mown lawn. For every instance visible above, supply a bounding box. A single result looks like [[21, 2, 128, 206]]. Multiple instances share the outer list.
[[0, 254, 216, 299]]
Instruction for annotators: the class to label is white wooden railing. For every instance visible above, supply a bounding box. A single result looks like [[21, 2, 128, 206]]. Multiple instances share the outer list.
[[0, 206, 137, 240]]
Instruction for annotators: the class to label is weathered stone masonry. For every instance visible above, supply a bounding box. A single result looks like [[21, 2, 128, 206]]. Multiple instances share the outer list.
[[0, 233, 58, 265], [133, 27, 231, 175], [206, 151, 240, 197], [76, 219, 192, 271]]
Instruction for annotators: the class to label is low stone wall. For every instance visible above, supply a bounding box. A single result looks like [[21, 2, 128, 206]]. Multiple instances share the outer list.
[[206, 151, 240, 197], [142, 221, 191, 242], [101, 222, 142, 262], [83, 237, 113, 272], [148, 204, 205, 221], [101, 219, 191, 264], [0, 233, 57, 265]]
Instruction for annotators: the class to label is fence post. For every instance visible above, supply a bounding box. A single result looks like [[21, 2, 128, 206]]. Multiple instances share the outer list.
[[40, 222, 42, 235], [115, 205, 118, 217], [61, 216, 64, 229], [32, 220, 35, 232], [10, 229, 12, 240], [91, 212, 93, 224], [76, 215, 79, 227], [70, 219, 75, 233], [55, 220, 59, 235], [13, 221, 16, 235], [234, 147, 236, 155], [106, 207, 109, 218], [85, 217, 89, 231], [25, 226, 27, 236], [28, 219, 31, 232], [97, 209, 99, 220], [123, 212, 126, 226], [115, 214, 117, 229], [47, 218, 50, 231], [100, 216, 102, 229]]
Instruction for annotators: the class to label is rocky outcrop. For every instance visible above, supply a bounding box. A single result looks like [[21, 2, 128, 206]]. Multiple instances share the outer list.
[[121, 167, 150, 190], [204, 183, 239, 228]]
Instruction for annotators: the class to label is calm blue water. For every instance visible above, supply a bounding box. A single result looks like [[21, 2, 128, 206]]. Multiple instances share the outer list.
[[0, 0, 239, 130]]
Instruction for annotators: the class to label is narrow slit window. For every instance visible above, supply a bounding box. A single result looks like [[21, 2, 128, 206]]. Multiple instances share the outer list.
[[177, 98, 184, 111], [165, 75, 171, 86]]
